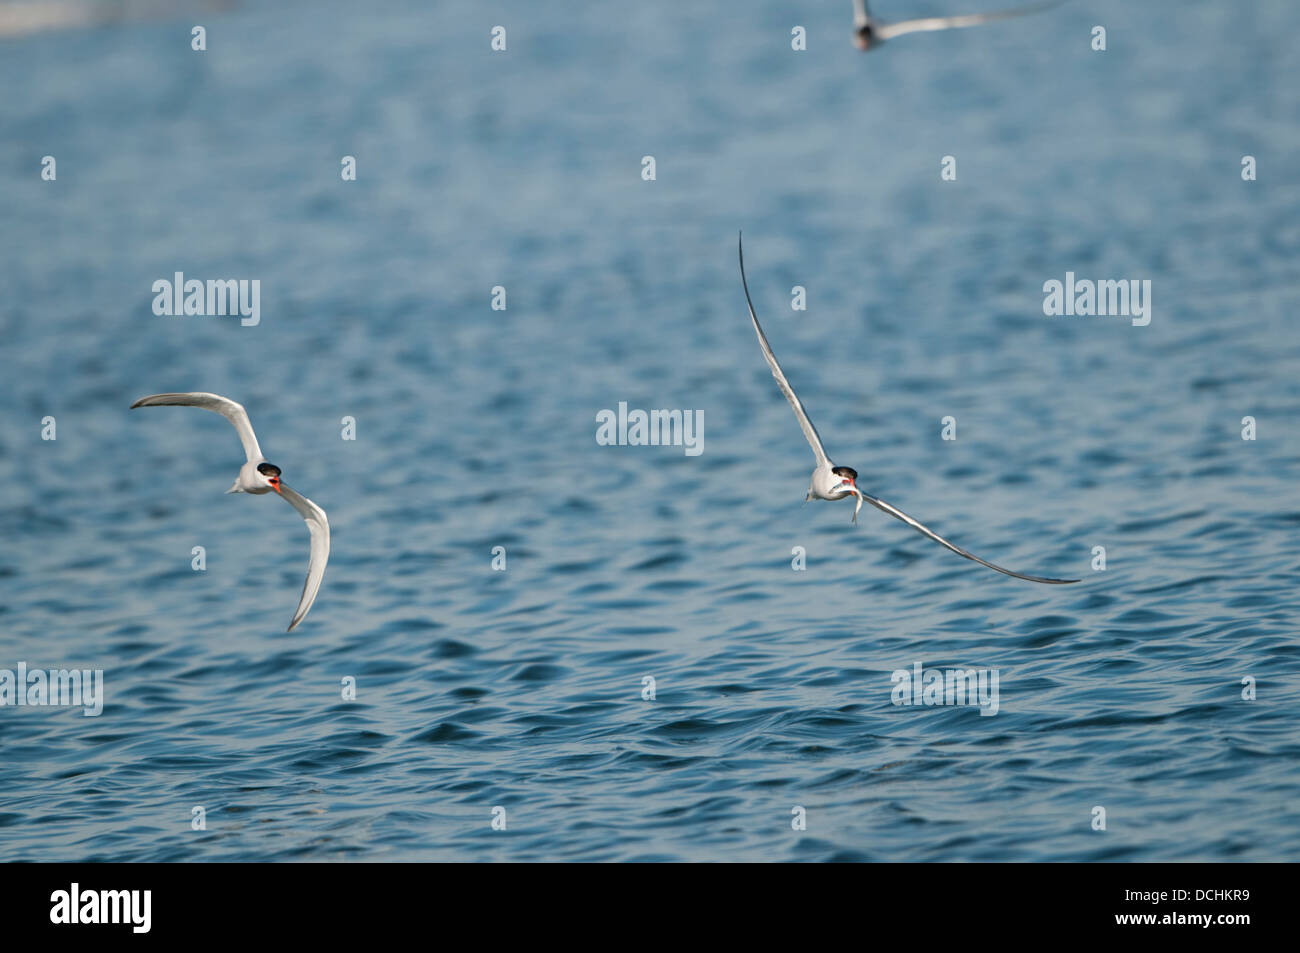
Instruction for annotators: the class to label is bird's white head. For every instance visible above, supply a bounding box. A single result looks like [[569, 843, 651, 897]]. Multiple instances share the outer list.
[[831, 465, 865, 523], [256, 462, 283, 494]]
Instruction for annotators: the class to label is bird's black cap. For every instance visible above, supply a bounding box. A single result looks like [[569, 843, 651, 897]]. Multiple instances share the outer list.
[[257, 463, 281, 477]]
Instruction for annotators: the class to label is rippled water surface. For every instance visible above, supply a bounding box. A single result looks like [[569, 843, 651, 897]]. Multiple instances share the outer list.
[[2, 0, 1299, 861]]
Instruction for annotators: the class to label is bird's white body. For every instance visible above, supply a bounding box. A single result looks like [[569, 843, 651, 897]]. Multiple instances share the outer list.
[[230, 459, 277, 495], [808, 463, 855, 502], [130, 391, 331, 630]]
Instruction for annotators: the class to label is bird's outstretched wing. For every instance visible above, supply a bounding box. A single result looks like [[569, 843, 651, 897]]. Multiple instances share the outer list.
[[130, 392, 264, 464], [739, 233, 831, 468], [277, 482, 330, 631], [861, 491, 1078, 584], [877, 1, 1062, 40]]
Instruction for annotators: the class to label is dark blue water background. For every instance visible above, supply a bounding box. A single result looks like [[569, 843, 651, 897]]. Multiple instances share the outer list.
[[1, 0, 1298, 860]]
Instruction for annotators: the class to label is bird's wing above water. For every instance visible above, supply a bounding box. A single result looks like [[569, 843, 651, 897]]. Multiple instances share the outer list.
[[277, 482, 330, 631], [130, 392, 264, 464], [739, 233, 831, 469], [877, 1, 1062, 41], [860, 491, 1078, 584]]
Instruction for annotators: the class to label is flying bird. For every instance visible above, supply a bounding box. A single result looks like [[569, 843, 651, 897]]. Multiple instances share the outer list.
[[852, 0, 1062, 51], [130, 392, 330, 629], [738, 234, 1077, 585]]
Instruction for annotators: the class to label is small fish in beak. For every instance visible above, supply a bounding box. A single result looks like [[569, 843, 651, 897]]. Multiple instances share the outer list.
[[833, 478, 865, 523]]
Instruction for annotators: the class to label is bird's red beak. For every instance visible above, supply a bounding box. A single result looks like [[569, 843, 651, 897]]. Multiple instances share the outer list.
[[270, 478, 282, 493]]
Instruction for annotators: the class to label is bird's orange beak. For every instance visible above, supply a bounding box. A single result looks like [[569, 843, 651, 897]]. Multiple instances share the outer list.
[[270, 478, 282, 493]]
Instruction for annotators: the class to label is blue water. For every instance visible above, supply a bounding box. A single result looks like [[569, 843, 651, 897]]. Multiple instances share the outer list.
[[2, 0, 1299, 862]]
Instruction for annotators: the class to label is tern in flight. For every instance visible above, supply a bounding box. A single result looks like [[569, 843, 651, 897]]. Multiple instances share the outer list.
[[738, 235, 1077, 585], [130, 392, 331, 629], [852, 0, 1062, 51]]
